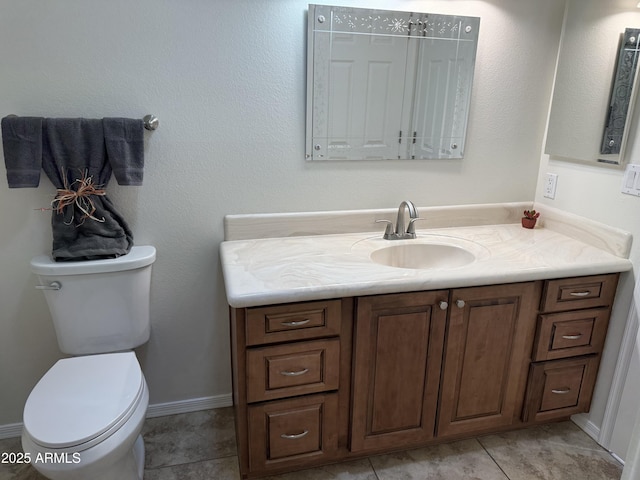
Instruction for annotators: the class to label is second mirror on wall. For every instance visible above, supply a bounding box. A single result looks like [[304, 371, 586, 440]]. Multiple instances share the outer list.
[[306, 5, 480, 161], [545, 0, 640, 167]]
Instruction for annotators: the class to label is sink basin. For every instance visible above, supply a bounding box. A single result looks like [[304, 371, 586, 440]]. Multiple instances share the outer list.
[[370, 243, 476, 270]]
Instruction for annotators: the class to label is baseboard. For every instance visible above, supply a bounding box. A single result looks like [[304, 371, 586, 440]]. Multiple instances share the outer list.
[[0, 423, 23, 441], [145, 393, 233, 418], [571, 414, 601, 443], [611, 451, 626, 466], [0, 393, 234, 440]]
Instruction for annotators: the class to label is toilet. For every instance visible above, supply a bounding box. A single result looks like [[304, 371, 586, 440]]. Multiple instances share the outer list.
[[22, 246, 156, 480]]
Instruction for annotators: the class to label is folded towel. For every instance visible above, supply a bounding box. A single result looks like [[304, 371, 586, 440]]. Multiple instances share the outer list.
[[41, 118, 133, 261], [2, 115, 143, 261], [1, 116, 43, 188], [103, 117, 144, 185]]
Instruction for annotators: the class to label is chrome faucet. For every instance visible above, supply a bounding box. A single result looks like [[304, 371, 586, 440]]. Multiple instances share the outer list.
[[376, 200, 422, 240]]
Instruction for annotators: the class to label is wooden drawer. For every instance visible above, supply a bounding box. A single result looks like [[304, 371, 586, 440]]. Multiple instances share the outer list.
[[247, 393, 338, 473], [533, 308, 610, 361], [540, 274, 618, 313], [246, 300, 341, 346], [246, 338, 340, 403], [523, 356, 600, 423]]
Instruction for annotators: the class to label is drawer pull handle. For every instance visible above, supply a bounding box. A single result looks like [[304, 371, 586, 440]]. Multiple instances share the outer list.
[[280, 368, 309, 377], [280, 319, 311, 327], [569, 291, 591, 297], [551, 388, 571, 394], [562, 334, 583, 340], [280, 430, 309, 440]]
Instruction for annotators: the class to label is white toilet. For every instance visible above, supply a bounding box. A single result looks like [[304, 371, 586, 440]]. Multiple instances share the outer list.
[[22, 246, 156, 480]]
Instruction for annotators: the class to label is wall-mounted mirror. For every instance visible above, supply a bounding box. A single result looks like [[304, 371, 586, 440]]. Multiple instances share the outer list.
[[545, 0, 640, 166], [600, 28, 640, 159], [305, 5, 480, 161]]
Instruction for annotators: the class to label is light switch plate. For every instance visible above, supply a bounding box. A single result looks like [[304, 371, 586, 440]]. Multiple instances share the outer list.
[[622, 164, 640, 197]]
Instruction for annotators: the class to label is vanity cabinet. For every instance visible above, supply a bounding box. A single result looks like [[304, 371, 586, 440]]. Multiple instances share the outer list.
[[523, 274, 619, 423], [229, 273, 619, 478]]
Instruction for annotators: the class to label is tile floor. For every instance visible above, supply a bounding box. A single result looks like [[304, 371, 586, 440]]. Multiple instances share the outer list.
[[0, 407, 623, 480]]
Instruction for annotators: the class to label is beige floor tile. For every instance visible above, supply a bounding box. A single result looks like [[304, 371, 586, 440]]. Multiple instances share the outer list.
[[143, 406, 236, 469], [369, 438, 509, 480], [259, 458, 378, 480], [478, 421, 622, 480], [144, 455, 240, 480]]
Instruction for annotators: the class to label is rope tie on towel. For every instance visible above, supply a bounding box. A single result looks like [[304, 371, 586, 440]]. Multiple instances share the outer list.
[[51, 169, 106, 225]]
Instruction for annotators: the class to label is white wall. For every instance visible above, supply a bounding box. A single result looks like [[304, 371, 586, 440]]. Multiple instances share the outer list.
[[535, 0, 640, 460], [0, 0, 564, 427]]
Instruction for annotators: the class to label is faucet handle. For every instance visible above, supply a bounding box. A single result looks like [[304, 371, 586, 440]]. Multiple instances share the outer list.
[[406, 217, 425, 235], [375, 219, 395, 239]]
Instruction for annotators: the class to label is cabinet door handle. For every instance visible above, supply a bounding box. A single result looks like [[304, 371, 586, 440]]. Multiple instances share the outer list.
[[569, 291, 591, 297], [280, 368, 309, 377], [551, 388, 571, 394], [439, 301, 448, 310], [280, 430, 309, 440], [456, 299, 465, 308], [280, 319, 310, 327], [562, 334, 583, 340]]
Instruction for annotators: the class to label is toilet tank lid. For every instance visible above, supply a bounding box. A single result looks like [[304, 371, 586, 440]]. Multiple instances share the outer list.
[[30, 246, 156, 275]]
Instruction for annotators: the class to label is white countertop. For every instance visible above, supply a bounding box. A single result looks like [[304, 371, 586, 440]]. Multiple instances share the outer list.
[[220, 221, 633, 308]]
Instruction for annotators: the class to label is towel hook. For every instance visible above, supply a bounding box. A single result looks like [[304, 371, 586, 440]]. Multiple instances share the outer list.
[[143, 114, 159, 131]]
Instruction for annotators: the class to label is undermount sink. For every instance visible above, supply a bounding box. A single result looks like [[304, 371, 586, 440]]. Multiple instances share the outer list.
[[370, 243, 476, 270]]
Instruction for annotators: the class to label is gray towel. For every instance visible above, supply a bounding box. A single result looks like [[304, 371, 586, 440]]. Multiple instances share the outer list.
[[1, 116, 43, 188], [104, 117, 144, 185], [1, 115, 145, 261], [41, 118, 136, 261], [42, 118, 110, 188]]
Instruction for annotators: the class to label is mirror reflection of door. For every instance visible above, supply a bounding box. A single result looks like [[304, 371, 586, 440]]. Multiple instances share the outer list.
[[325, 31, 408, 160], [411, 37, 476, 159]]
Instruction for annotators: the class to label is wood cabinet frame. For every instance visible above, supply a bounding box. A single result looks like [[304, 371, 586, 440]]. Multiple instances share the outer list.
[[229, 274, 619, 478]]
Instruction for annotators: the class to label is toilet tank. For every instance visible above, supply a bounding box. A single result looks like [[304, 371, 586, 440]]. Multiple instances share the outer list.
[[30, 246, 156, 355]]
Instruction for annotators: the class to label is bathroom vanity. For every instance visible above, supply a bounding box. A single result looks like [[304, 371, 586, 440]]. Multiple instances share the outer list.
[[220, 203, 632, 478]]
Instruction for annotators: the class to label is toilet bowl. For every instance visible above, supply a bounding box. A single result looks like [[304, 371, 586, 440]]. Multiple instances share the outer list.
[[22, 352, 148, 480]]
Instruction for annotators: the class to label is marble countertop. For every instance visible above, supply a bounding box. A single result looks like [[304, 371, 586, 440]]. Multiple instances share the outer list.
[[220, 221, 633, 308]]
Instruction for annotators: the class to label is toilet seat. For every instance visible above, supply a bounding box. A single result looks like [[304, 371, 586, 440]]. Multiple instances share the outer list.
[[23, 352, 144, 451]]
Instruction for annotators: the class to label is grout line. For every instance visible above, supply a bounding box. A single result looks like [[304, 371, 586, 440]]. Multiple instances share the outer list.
[[366, 456, 382, 480], [476, 438, 512, 480]]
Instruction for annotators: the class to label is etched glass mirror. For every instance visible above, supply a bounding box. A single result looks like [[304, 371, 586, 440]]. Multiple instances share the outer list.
[[545, 0, 640, 166], [305, 5, 480, 161], [600, 28, 640, 161]]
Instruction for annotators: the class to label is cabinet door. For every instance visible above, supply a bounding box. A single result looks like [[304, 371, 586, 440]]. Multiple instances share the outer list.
[[437, 282, 540, 437], [350, 290, 448, 452]]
